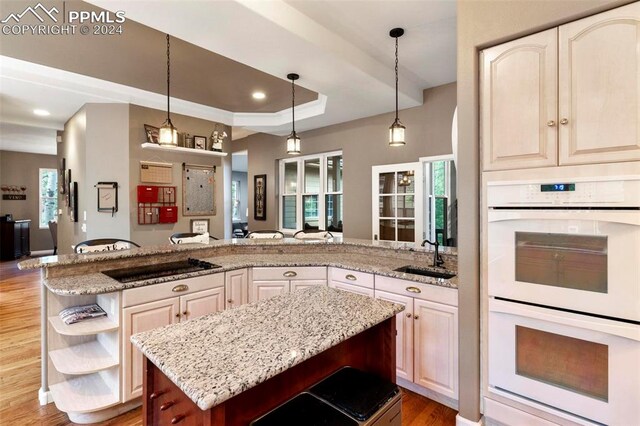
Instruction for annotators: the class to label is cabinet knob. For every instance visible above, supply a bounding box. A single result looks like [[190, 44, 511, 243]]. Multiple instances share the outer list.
[[406, 286, 421, 294], [406, 313, 412, 318], [345, 274, 357, 281], [546, 120, 556, 127], [182, 311, 188, 316], [414, 315, 420, 320], [160, 401, 175, 411], [227, 299, 233, 304], [149, 391, 164, 400], [560, 118, 569, 125], [175, 313, 181, 318], [171, 415, 186, 424], [283, 271, 297, 278]]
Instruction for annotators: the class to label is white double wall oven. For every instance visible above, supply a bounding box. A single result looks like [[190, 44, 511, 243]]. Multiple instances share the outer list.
[[485, 165, 640, 425]]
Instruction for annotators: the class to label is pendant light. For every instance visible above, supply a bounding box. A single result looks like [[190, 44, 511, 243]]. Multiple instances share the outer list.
[[286, 73, 301, 155], [389, 28, 405, 147], [159, 34, 178, 147]]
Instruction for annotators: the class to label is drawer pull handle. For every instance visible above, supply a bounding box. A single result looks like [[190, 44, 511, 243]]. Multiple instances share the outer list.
[[150, 391, 164, 400], [283, 271, 297, 278], [160, 401, 175, 411], [406, 286, 421, 294], [345, 274, 357, 281], [171, 415, 186, 424], [172, 284, 189, 292]]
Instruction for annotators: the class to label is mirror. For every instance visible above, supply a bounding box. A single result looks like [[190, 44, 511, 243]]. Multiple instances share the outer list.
[[422, 156, 457, 247]]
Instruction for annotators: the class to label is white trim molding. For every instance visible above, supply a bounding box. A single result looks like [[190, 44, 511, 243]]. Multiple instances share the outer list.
[[456, 414, 483, 426]]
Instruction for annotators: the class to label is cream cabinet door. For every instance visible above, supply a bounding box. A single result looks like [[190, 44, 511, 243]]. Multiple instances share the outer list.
[[225, 269, 248, 309], [375, 290, 414, 382], [250, 280, 290, 302], [558, 2, 640, 165], [179, 287, 225, 321], [122, 297, 179, 401], [413, 299, 458, 400], [481, 28, 558, 171], [290, 279, 326, 292], [328, 280, 374, 297]]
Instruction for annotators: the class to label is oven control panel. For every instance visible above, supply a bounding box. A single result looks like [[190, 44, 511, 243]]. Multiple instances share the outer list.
[[487, 178, 640, 207]]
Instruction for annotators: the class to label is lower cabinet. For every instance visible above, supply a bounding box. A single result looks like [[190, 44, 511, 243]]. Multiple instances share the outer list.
[[122, 274, 225, 402], [375, 277, 458, 404], [225, 268, 249, 309], [250, 267, 327, 303]]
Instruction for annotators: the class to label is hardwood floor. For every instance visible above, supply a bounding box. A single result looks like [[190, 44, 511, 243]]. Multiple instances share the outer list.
[[0, 259, 457, 425]]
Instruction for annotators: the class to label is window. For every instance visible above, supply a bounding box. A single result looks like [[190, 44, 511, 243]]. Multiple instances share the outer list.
[[279, 151, 343, 233], [231, 180, 241, 221], [39, 168, 58, 229], [424, 158, 457, 247]]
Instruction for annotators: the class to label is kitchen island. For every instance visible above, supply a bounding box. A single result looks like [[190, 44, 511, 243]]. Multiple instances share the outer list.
[[133, 285, 403, 425]]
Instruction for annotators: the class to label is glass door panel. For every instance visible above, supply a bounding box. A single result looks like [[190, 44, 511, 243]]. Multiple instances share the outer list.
[[397, 220, 415, 242], [379, 173, 395, 194], [379, 219, 396, 241], [397, 195, 414, 218], [379, 196, 395, 218]]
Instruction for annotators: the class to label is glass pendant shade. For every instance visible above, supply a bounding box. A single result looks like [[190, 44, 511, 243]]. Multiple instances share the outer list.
[[287, 131, 301, 155], [159, 119, 178, 146], [389, 118, 406, 146]]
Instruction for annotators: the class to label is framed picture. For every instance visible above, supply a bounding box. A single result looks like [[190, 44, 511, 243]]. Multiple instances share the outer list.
[[70, 182, 78, 222], [66, 169, 72, 207], [193, 135, 207, 150], [96, 182, 118, 213], [254, 174, 267, 221], [59, 158, 66, 194], [190, 218, 210, 234], [144, 124, 159, 144]]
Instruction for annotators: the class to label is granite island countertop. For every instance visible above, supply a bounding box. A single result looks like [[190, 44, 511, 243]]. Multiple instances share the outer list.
[[131, 285, 404, 411], [43, 252, 458, 295]]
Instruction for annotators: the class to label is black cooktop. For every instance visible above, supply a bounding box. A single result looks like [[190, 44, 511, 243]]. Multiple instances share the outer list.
[[102, 258, 221, 283]]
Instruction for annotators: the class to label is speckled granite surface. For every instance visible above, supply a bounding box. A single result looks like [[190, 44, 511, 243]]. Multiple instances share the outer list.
[[131, 285, 404, 410], [18, 237, 456, 270], [43, 252, 458, 295]]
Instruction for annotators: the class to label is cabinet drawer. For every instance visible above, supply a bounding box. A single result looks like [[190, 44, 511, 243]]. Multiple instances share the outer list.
[[375, 275, 457, 306], [329, 267, 374, 289], [122, 273, 224, 307], [252, 266, 326, 281]]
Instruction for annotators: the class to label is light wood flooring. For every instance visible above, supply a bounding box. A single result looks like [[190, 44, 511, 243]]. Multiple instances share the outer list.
[[0, 258, 457, 425]]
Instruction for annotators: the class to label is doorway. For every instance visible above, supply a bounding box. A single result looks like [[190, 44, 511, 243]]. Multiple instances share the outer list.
[[231, 151, 248, 238]]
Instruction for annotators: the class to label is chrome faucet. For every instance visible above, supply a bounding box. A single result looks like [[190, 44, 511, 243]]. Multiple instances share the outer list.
[[421, 239, 445, 268]]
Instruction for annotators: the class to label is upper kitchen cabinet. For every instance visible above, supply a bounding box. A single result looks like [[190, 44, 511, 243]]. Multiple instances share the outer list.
[[481, 2, 640, 171], [481, 29, 558, 171], [558, 2, 640, 165]]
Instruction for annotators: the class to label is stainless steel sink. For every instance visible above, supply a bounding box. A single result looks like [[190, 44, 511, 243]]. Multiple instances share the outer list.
[[393, 266, 456, 279]]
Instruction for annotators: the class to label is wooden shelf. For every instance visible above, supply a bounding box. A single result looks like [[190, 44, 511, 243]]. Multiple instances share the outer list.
[[49, 341, 118, 375], [49, 316, 118, 336], [141, 143, 228, 157], [49, 373, 119, 414]]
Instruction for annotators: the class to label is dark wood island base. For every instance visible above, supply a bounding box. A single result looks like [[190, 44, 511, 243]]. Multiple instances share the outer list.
[[143, 317, 396, 425]]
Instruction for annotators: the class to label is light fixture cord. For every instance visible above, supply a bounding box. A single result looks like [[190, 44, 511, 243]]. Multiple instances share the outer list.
[[291, 78, 296, 133], [166, 34, 171, 122], [394, 35, 399, 121]]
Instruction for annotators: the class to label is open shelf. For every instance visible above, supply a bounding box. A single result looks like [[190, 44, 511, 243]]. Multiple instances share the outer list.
[[141, 143, 228, 157], [49, 373, 119, 414], [49, 316, 118, 336], [49, 341, 118, 375]]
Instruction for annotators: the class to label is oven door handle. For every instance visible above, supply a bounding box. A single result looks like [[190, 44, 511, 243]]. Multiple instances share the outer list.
[[489, 299, 640, 341], [488, 209, 640, 226]]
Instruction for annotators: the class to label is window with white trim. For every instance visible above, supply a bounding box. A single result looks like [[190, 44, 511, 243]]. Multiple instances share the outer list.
[[279, 151, 343, 233], [39, 168, 58, 229]]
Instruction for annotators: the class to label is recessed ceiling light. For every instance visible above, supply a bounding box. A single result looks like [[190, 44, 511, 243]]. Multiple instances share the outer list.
[[33, 109, 50, 116], [252, 92, 266, 100]]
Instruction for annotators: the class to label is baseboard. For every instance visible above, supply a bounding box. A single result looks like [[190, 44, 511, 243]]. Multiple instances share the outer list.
[[67, 399, 141, 424], [397, 378, 458, 410], [456, 414, 483, 426], [39, 387, 53, 405]]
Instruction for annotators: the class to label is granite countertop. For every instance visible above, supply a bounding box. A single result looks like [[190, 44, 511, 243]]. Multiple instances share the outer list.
[[131, 285, 404, 411], [18, 237, 457, 270], [43, 252, 458, 295]]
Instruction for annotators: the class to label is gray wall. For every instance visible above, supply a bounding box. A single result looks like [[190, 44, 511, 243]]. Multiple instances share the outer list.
[[128, 104, 231, 244], [234, 82, 456, 238], [57, 104, 130, 254], [0, 150, 58, 251], [456, 0, 632, 421], [231, 171, 248, 223]]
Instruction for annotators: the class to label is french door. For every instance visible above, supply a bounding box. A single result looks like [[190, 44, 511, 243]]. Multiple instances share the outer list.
[[371, 162, 423, 242]]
